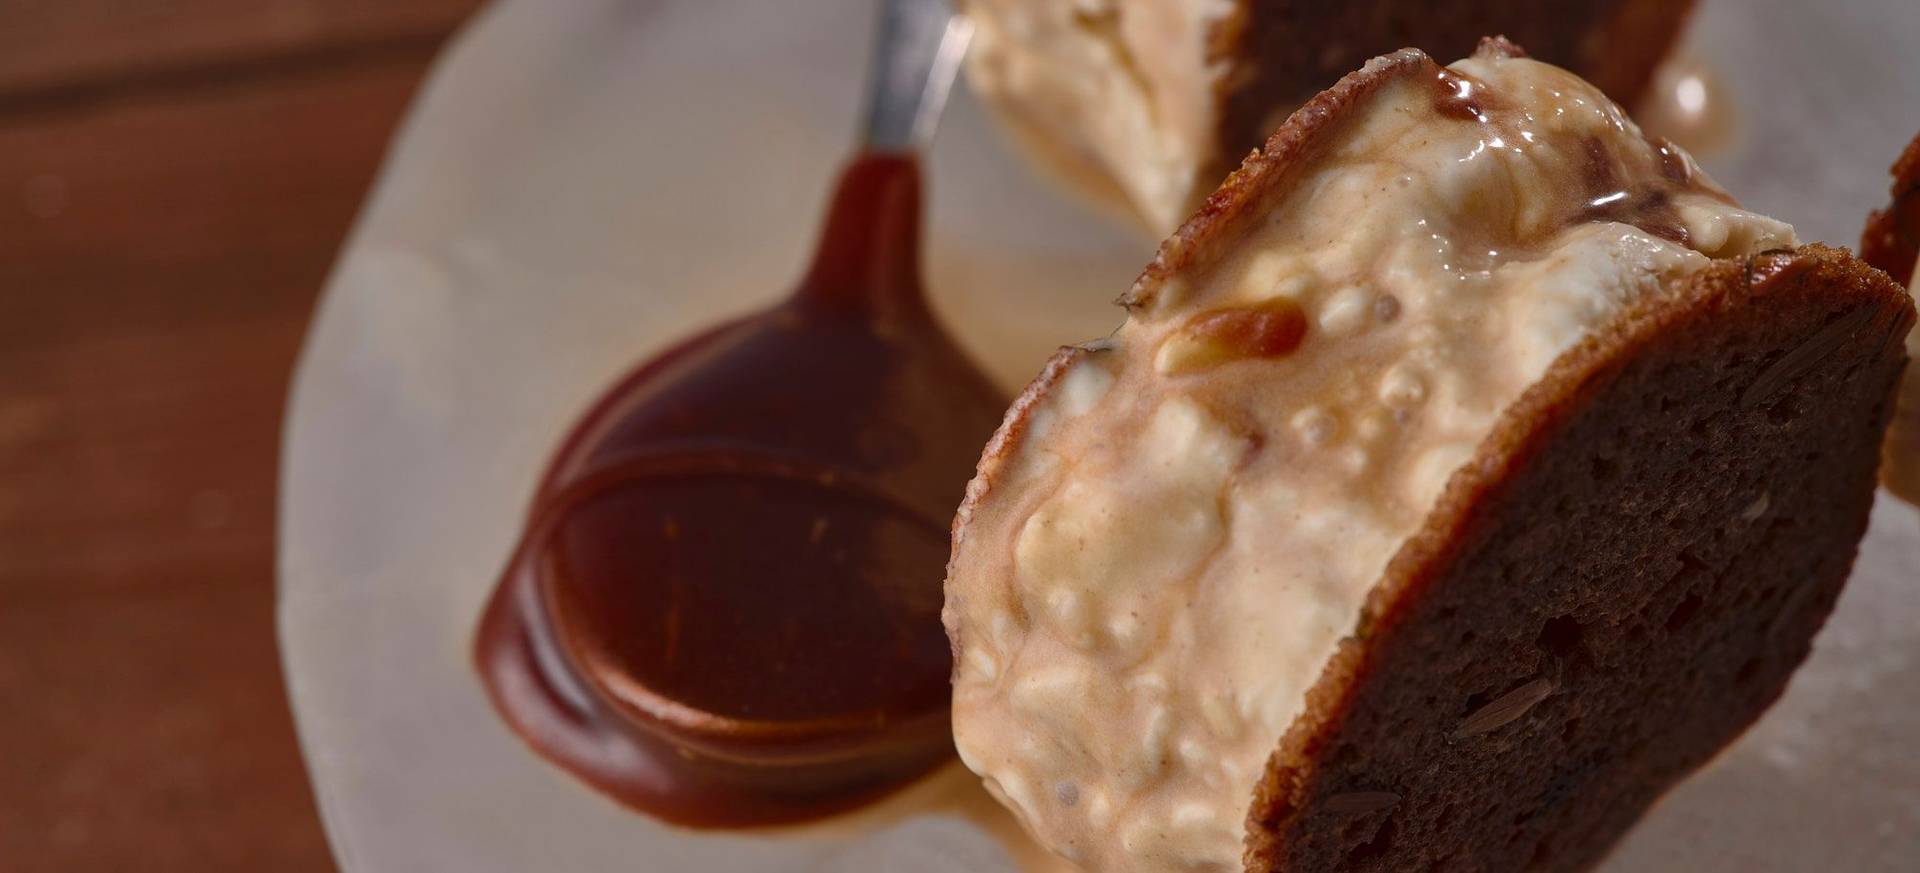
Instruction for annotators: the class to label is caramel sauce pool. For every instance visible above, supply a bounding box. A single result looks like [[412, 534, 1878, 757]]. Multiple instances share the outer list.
[[474, 155, 1008, 828]]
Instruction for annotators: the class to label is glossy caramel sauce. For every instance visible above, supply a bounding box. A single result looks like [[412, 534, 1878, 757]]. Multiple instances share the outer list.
[[1432, 64, 1713, 252], [474, 154, 1008, 828]]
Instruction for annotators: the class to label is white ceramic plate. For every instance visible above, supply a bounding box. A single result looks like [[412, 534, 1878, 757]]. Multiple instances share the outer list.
[[280, 0, 1920, 870]]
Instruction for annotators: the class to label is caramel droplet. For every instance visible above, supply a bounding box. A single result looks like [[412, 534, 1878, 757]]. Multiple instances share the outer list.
[[1157, 298, 1309, 375], [1433, 68, 1492, 123]]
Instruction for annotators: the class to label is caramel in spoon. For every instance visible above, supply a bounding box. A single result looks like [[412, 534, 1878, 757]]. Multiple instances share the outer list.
[[475, 148, 1006, 827]]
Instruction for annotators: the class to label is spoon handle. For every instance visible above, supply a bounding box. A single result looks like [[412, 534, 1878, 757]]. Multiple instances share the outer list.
[[860, 0, 973, 154]]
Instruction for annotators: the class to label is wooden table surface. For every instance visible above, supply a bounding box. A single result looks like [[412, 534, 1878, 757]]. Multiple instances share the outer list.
[[0, 3, 482, 870]]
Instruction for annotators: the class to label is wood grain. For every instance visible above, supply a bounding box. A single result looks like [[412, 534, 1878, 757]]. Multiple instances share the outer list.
[[0, 0, 477, 104], [0, 2, 479, 869]]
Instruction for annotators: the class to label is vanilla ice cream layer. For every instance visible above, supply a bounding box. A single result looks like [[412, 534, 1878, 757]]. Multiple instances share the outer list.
[[945, 53, 1794, 872], [961, 0, 1232, 232]]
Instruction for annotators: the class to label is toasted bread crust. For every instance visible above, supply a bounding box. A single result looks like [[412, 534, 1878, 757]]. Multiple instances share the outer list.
[[1243, 244, 1912, 871], [1858, 131, 1920, 526], [946, 342, 1088, 621], [1861, 130, 1920, 286], [1122, 48, 1439, 312]]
